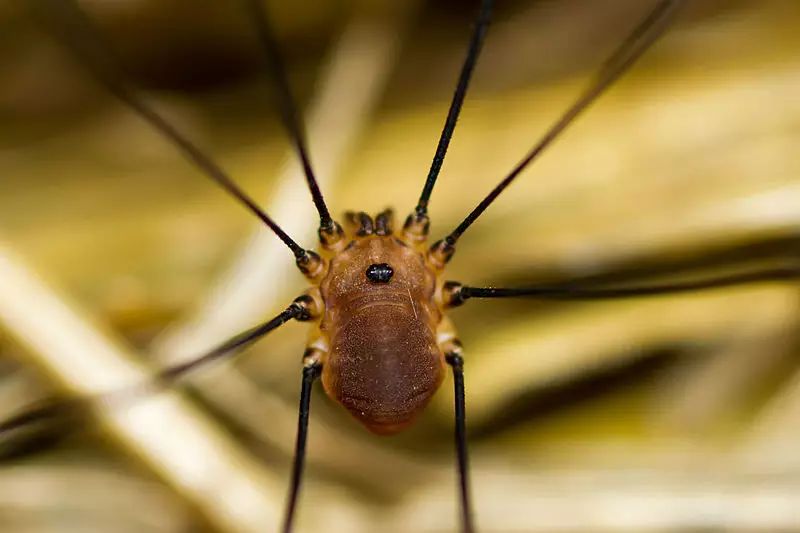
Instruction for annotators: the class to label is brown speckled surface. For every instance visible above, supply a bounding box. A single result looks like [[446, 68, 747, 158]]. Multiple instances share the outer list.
[[320, 234, 444, 434]]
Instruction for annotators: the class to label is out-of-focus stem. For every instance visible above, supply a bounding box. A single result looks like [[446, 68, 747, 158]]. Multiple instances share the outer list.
[[0, 244, 284, 533]]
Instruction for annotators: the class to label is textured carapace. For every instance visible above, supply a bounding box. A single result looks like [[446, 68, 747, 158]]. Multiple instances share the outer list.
[[302, 210, 453, 434]]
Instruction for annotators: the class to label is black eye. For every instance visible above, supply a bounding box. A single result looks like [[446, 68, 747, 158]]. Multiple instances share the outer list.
[[366, 263, 393, 283]]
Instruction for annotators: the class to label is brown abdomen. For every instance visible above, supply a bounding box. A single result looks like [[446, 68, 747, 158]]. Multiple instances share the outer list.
[[322, 302, 444, 435]]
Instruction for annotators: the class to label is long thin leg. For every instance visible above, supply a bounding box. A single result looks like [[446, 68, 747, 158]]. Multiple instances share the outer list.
[[443, 266, 800, 305], [282, 358, 322, 533], [446, 349, 474, 533], [0, 302, 307, 440], [29, 0, 309, 260], [414, 0, 494, 218], [244, 0, 335, 232], [443, 0, 683, 246]]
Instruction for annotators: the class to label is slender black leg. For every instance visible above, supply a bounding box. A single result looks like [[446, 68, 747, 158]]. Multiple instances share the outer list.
[[0, 303, 306, 452], [282, 359, 322, 533], [30, 0, 310, 259], [442, 266, 800, 305], [446, 350, 474, 533]]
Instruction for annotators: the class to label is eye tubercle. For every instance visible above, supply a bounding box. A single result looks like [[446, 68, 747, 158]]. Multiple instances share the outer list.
[[366, 263, 393, 283]]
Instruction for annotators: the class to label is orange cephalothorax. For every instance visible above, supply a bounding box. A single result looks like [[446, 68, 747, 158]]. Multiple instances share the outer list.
[[315, 211, 445, 434]]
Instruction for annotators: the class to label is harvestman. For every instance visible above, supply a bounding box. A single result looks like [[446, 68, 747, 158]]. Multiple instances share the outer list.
[[4, 1, 800, 532]]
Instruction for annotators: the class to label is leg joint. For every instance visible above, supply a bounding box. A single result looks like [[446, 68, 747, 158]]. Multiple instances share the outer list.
[[445, 352, 464, 368]]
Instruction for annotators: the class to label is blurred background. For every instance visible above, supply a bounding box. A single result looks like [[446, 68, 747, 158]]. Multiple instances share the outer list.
[[0, 0, 799, 531]]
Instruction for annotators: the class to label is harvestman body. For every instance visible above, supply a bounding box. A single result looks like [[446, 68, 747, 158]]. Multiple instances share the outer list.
[[312, 211, 454, 435], [5, 1, 800, 532]]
